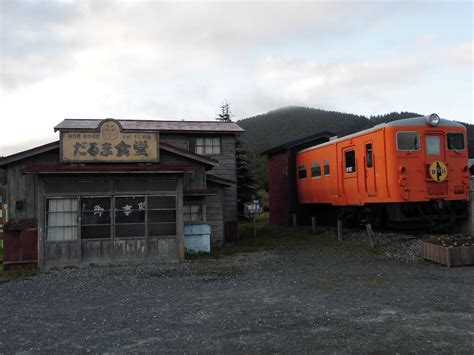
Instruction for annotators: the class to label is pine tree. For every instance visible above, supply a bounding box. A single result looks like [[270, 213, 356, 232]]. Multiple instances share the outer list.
[[216, 100, 232, 122], [215, 100, 255, 217], [236, 139, 256, 219]]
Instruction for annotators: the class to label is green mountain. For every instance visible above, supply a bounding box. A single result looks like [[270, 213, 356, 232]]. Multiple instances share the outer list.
[[237, 106, 473, 190]]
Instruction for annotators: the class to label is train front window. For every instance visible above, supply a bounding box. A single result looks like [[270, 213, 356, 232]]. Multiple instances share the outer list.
[[447, 133, 464, 151], [397, 132, 420, 151], [426, 136, 441, 156]]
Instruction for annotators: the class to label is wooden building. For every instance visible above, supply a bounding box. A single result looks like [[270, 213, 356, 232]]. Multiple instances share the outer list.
[[261, 132, 335, 226], [0, 118, 243, 268]]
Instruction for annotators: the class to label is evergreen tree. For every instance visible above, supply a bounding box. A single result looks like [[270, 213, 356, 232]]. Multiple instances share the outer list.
[[216, 100, 232, 122], [235, 139, 256, 219], [215, 100, 256, 217]]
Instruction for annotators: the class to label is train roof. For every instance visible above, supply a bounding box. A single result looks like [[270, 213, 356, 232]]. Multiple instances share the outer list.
[[298, 115, 465, 154]]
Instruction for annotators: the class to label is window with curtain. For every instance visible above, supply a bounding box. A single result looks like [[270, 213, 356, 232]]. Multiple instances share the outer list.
[[195, 137, 221, 155], [46, 198, 78, 241]]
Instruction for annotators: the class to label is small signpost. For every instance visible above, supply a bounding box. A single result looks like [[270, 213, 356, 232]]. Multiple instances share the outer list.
[[244, 196, 262, 240]]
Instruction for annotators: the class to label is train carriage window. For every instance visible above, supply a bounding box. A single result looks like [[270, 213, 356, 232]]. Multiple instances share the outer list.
[[345, 150, 356, 173], [298, 165, 307, 179], [397, 132, 420, 151], [324, 160, 330, 176], [366, 144, 373, 168], [447, 133, 465, 151], [311, 162, 321, 178], [426, 136, 441, 156]]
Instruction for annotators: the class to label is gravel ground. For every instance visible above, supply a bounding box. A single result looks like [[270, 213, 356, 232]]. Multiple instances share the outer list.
[[1, 233, 473, 354]]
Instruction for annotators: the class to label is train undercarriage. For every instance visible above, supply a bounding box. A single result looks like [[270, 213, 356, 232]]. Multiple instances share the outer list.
[[299, 200, 469, 232]]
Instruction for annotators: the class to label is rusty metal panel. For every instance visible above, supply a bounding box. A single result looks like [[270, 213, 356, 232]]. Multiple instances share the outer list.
[[268, 151, 291, 225], [3, 220, 38, 270]]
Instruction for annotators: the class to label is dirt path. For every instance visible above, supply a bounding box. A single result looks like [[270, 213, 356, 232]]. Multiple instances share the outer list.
[[1, 237, 473, 353]]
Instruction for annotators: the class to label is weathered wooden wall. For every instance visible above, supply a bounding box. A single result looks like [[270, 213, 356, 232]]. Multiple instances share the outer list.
[[206, 182, 224, 246], [206, 135, 238, 223], [7, 150, 58, 220]]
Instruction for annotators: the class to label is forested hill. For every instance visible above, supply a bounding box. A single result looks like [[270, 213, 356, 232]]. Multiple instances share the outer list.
[[237, 107, 474, 156]]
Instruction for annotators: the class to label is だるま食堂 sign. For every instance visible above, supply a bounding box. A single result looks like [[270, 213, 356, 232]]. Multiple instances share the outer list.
[[60, 119, 159, 162]]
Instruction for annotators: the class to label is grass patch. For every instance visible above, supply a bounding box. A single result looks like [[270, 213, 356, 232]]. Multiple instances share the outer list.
[[0, 244, 40, 283], [0, 267, 39, 283]]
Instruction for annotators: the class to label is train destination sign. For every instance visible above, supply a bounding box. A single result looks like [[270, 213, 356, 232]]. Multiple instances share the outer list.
[[60, 119, 159, 163]]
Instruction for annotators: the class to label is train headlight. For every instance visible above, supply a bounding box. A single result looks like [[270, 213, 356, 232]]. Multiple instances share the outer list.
[[425, 113, 440, 127]]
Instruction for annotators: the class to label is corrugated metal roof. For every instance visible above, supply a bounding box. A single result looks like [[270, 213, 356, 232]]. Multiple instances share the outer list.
[[54, 119, 244, 133]]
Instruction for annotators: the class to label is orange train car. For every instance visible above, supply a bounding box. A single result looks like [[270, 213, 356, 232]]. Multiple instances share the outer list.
[[296, 114, 469, 227]]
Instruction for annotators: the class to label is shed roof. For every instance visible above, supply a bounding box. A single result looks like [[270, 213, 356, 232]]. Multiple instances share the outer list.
[[55, 119, 244, 133], [260, 131, 336, 156]]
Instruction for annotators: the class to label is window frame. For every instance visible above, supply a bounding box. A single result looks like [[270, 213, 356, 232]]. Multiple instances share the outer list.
[[45, 197, 79, 242], [447, 132, 465, 151], [396, 131, 420, 152], [324, 160, 330, 176], [311, 162, 321, 179], [344, 150, 356, 174], [298, 165, 307, 180], [195, 136, 222, 156], [183, 202, 204, 224], [425, 135, 441, 156], [366, 143, 373, 168], [80, 196, 112, 240]]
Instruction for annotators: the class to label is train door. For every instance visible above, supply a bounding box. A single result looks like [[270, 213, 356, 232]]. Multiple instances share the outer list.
[[342, 146, 359, 205], [364, 142, 377, 197]]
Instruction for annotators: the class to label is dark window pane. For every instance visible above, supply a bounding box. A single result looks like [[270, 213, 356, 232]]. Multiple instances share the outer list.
[[148, 223, 176, 236], [44, 181, 77, 194], [115, 196, 145, 210], [324, 160, 330, 176], [148, 196, 176, 209], [81, 225, 111, 239], [147, 180, 177, 192], [78, 181, 112, 193], [116, 224, 145, 238], [366, 144, 373, 168], [81, 211, 111, 225], [115, 210, 145, 224], [345, 150, 356, 173], [447, 133, 464, 150], [298, 165, 307, 179], [81, 197, 111, 211], [116, 180, 147, 192], [148, 210, 176, 223], [311, 163, 321, 178], [397, 132, 419, 151]]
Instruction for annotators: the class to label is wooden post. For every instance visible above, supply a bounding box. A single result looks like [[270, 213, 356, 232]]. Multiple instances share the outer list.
[[311, 217, 317, 233], [365, 223, 375, 248], [292, 213, 297, 228], [337, 219, 343, 241], [253, 211, 256, 240]]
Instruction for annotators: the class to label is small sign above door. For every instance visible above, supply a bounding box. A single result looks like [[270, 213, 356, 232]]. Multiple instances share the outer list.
[[60, 119, 159, 163]]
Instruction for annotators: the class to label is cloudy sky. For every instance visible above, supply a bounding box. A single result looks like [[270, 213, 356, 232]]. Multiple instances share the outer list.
[[0, 0, 472, 155]]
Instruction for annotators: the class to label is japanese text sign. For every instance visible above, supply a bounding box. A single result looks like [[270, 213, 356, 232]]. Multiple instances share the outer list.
[[60, 119, 159, 162]]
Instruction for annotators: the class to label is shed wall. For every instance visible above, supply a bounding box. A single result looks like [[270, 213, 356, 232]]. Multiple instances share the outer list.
[[268, 151, 292, 225]]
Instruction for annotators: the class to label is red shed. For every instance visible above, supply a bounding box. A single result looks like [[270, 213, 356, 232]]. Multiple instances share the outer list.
[[262, 132, 335, 225]]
